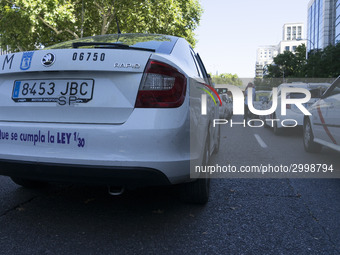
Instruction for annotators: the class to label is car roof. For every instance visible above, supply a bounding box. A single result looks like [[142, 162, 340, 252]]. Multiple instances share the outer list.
[[278, 82, 330, 90], [256, 90, 271, 93], [46, 33, 180, 54]]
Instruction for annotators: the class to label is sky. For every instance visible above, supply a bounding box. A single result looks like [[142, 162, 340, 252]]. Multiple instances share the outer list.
[[195, 0, 311, 78]]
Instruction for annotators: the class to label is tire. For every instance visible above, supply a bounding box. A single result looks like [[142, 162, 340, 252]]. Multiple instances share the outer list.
[[262, 116, 269, 128], [228, 113, 233, 120], [227, 109, 232, 120], [303, 118, 322, 153], [224, 110, 228, 120], [180, 135, 211, 205], [273, 114, 283, 135], [213, 125, 220, 154], [179, 178, 210, 205], [10, 177, 47, 189]]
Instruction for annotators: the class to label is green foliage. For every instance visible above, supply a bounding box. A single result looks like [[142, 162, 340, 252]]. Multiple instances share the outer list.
[[304, 43, 340, 78], [0, 0, 202, 51], [254, 77, 282, 90], [0, 0, 81, 51], [266, 44, 307, 79], [265, 43, 340, 79], [210, 73, 242, 86]]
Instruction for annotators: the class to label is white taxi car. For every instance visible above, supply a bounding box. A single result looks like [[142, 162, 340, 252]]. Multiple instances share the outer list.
[[0, 34, 220, 204], [303, 76, 340, 153], [263, 82, 330, 135]]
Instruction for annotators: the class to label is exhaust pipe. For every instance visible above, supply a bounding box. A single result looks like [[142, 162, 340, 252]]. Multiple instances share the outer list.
[[108, 186, 125, 196]]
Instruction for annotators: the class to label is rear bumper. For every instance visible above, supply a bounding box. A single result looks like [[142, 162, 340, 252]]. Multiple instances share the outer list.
[[277, 111, 304, 128], [0, 159, 171, 188], [0, 107, 192, 185]]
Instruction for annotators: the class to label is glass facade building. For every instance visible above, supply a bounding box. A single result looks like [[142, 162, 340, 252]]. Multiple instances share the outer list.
[[336, 0, 340, 44], [307, 0, 337, 51]]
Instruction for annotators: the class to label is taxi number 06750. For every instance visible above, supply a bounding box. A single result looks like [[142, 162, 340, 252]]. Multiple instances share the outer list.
[[72, 52, 105, 61]]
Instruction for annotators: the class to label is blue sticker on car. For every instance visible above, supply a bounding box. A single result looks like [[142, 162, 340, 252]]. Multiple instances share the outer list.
[[12, 81, 21, 98], [20, 51, 34, 70]]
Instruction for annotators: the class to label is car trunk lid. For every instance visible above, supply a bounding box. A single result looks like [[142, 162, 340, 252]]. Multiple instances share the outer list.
[[0, 49, 152, 124]]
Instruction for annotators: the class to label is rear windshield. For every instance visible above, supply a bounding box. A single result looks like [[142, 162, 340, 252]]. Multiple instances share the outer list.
[[46, 33, 178, 54], [309, 88, 325, 98], [289, 93, 308, 99], [289, 89, 323, 99], [255, 91, 270, 101]]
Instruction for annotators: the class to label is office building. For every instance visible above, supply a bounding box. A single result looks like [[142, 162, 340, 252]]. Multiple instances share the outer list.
[[336, 0, 340, 43], [307, 0, 338, 50], [278, 23, 306, 53], [255, 46, 279, 78], [255, 23, 306, 78]]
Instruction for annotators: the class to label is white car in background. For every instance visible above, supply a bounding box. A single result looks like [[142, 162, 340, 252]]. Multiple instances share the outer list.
[[303, 76, 340, 153], [0, 33, 220, 204], [263, 82, 330, 135]]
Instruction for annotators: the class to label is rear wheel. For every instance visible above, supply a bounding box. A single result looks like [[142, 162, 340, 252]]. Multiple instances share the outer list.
[[224, 109, 228, 120], [262, 116, 269, 128], [273, 114, 283, 135], [228, 112, 233, 120], [179, 177, 210, 205], [180, 135, 211, 205], [213, 125, 220, 154], [10, 177, 47, 189], [303, 118, 322, 153]]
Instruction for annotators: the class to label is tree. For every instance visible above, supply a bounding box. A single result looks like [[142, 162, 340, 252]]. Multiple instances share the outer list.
[[265, 43, 340, 80], [210, 73, 243, 86], [254, 77, 282, 90], [304, 43, 340, 78], [294, 44, 307, 77], [256, 43, 338, 90], [265, 44, 306, 79], [0, 0, 202, 51], [0, 0, 81, 51]]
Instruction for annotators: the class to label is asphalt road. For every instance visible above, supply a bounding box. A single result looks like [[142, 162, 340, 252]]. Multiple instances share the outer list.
[[0, 116, 339, 255]]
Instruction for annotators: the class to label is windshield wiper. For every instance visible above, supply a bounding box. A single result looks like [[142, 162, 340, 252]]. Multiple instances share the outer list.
[[72, 42, 155, 52]]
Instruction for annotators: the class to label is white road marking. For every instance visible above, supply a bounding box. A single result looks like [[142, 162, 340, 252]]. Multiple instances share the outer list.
[[254, 134, 268, 148]]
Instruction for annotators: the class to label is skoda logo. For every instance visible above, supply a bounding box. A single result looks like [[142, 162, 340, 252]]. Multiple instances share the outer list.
[[42, 53, 56, 67]]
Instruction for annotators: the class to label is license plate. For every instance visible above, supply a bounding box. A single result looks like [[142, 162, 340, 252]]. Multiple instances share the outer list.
[[12, 79, 94, 103]]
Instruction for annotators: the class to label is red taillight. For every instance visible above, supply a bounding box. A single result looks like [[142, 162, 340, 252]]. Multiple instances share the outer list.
[[135, 60, 187, 108]]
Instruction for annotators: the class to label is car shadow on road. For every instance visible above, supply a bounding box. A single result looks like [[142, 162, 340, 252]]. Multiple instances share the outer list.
[[10, 182, 213, 219], [280, 126, 303, 136]]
